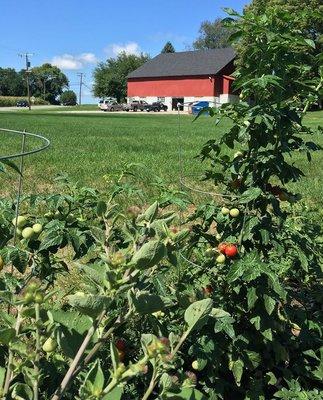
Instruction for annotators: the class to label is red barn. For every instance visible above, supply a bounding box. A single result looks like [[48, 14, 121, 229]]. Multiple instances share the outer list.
[[127, 47, 237, 110]]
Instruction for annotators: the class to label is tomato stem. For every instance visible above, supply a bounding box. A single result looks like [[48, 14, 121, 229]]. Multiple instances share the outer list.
[[33, 303, 41, 400]]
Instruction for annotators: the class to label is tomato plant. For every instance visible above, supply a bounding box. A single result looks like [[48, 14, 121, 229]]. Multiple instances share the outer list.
[[0, 5, 322, 400]]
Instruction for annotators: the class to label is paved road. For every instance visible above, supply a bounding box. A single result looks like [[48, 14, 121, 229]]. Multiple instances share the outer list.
[[57, 110, 186, 115], [0, 105, 188, 115], [0, 105, 58, 112]]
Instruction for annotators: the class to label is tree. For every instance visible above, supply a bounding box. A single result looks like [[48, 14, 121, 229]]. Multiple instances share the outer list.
[[193, 18, 233, 49], [236, 0, 323, 67], [29, 63, 69, 104], [60, 90, 77, 106], [93, 52, 150, 101], [0, 68, 25, 96], [161, 42, 175, 53]]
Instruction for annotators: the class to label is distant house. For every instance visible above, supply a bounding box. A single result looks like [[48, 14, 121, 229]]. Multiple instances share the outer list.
[[127, 47, 237, 110]]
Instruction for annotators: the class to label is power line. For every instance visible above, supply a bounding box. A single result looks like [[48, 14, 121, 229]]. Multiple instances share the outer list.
[[82, 82, 93, 91], [18, 52, 34, 110]]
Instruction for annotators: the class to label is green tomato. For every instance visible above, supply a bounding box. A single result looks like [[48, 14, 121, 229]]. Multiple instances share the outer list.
[[42, 337, 57, 353], [32, 223, 43, 234], [27, 282, 39, 293], [221, 207, 230, 215], [229, 208, 240, 218], [16, 228, 22, 237], [66, 213, 75, 222], [24, 292, 34, 304], [192, 360, 205, 371], [216, 254, 226, 264], [205, 248, 214, 258], [54, 211, 62, 219], [44, 211, 53, 219], [22, 227, 35, 240], [34, 291, 44, 304], [12, 215, 28, 229]]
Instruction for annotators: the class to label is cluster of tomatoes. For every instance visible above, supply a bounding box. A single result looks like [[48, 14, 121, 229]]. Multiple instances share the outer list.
[[216, 242, 238, 264], [23, 282, 45, 304], [12, 215, 43, 240]]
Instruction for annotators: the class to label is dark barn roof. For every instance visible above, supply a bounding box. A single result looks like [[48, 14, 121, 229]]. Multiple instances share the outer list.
[[128, 47, 236, 79]]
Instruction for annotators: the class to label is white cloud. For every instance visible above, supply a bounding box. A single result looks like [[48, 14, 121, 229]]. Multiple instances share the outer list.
[[104, 42, 141, 57], [79, 53, 97, 63], [50, 52, 97, 70]]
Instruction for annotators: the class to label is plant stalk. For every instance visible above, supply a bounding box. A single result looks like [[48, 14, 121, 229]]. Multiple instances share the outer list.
[[3, 305, 23, 398], [141, 365, 158, 400], [71, 309, 132, 380], [141, 328, 191, 400], [33, 303, 40, 400], [51, 309, 106, 400]]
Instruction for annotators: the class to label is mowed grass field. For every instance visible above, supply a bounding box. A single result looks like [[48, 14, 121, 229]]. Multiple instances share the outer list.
[[0, 109, 322, 205]]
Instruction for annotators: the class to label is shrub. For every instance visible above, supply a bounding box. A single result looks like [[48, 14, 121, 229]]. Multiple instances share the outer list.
[[0, 96, 49, 107], [60, 90, 77, 106]]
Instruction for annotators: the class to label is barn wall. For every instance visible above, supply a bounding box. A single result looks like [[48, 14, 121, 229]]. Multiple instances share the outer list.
[[127, 75, 218, 97]]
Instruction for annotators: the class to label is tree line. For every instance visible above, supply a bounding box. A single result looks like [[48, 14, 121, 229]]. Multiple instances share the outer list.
[[0, 63, 76, 105]]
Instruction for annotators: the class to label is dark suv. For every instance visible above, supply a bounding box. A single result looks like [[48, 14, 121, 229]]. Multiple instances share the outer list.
[[145, 102, 168, 112], [16, 99, 29, 107]]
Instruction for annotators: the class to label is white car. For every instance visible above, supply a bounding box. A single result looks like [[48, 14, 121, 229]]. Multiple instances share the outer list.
[[98, 98, 117, 109]]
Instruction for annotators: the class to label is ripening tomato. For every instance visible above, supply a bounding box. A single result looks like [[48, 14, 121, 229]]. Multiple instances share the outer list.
[[115, 339, 126, 351], [225, 244, 238, 258], [203, 285, 213, 295], [218, 243, 227, 254]]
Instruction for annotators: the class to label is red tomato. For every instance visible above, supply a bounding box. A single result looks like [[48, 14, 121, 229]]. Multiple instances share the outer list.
[[203, 285, 213, 295], [225, 244, 238, 258], [115, 339, 126, 351], [218, 243, 227, 254]]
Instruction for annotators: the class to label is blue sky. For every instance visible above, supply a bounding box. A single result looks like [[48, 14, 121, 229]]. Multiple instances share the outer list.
[[1, 0, 248, 103]]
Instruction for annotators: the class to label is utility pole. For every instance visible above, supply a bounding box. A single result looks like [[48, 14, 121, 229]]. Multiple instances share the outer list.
[[77, 72, 84, 105], [19, 53, 33, 110]]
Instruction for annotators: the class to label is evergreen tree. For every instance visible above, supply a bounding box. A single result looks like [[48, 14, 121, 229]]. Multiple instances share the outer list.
[[161, 42, 175, 53]]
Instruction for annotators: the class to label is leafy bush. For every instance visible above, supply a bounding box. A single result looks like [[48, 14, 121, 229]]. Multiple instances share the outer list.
[[60, 90, 77, 106], [0, 5, 322, 400], [0, 96, 49, 107]]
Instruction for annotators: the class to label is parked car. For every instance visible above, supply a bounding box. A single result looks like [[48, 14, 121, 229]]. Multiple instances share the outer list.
[[145, 102, 168, 112], [16, 99, 29, 107], [191, 101, 209, 115], [124, 100, 148, 112], [103, 101, 123, 111], [101, 101, 124, 112], [98, 98, 116, 108]]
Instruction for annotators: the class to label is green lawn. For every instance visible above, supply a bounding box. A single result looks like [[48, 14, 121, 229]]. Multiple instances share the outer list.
[[0, 110, 322, 205]]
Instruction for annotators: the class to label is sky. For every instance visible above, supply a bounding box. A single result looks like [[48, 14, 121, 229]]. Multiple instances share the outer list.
[[0, 0, 248, 103]]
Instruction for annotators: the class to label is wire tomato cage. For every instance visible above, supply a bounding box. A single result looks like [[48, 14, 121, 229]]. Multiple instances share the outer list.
[[0, 128, 50, 246]]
